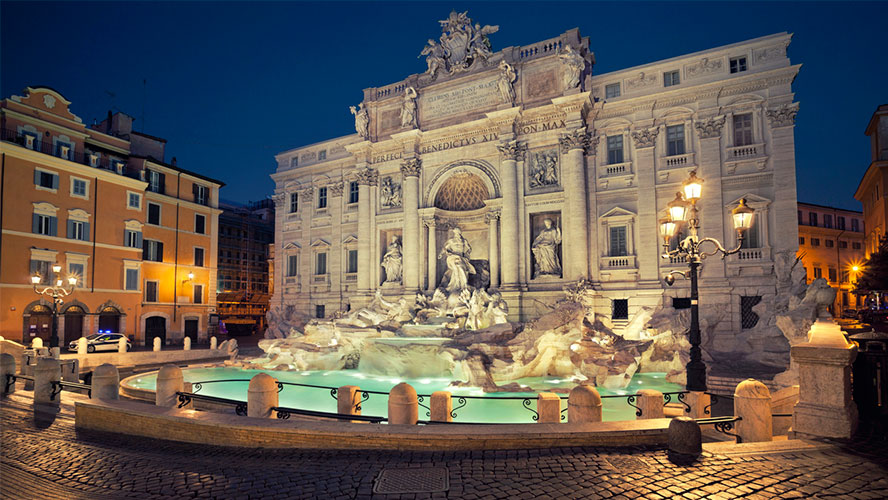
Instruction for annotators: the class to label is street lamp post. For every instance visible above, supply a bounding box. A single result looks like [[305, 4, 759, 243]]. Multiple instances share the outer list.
[[31, 263, 77, 356], [658, 171, 755, 392]]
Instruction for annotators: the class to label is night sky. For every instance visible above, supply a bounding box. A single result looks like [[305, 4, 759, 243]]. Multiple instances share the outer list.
[[2, 1, 885, 210]]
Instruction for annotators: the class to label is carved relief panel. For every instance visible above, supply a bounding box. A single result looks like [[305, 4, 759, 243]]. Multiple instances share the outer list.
[[526, 148, 560, 191]]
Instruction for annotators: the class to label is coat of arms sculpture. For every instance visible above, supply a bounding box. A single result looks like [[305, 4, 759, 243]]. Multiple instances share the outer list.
[[420, 11, 499, 80]]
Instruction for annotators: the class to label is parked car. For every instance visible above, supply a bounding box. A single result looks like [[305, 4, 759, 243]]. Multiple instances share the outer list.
[[68, 333, 132, 353]]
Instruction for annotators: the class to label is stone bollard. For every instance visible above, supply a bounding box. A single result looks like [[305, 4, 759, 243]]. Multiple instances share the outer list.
[[91, 364, 119, 400], [537, 392, 562, 423], [20, 353, 34, 389], [637, 389, 665, 419], [183, 337, 191, 351], [430, 391, 452, 422], [180, 382, 194, 409], [61, 359, 79, 382], [50, 346, 60, 359], [31, 338, 43, 349], [118, 337, 127, 353], [1, 353, 16, 395], [337, 385, 362, 419], [568, 385, 602, 423], [153, 337, 162, 352], [668, 416, 702, 464], [155, 365, 184, 407], [248, 373, 278, 418], [388, 382, 418, 425], [34, 357, 61, 407], [683, 391, 711, 419], [210, 336, 217, 350], [734, 379, 772, 443], [77, 337, 88, 355]]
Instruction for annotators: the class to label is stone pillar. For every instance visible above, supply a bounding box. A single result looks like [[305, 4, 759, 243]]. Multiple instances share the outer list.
[[401, 158, 422, 292], [248, 373, 278, 418], [0, 353, 15, 395], [61, 359, 79, 382], [668, 416, 702, 462], [337, 385, 361, 418], [426, 220, 438, 292], [34, 357, 61, 407], [632, 127, 660, 283], [560, 130, 590, 280], [537, 392, 561, 423], [153, 337, 162, 352], [694, 116, 728, 279], [430, 391, 452, 422], [356, 166, 375, 292], [734, 379, 773, 443], [91, 363, 119, 400], [77, 337, 87, 355], [183, 337, 191, 351], [684, 391, 712, 419], [487, 212, 500, 289], [637, 389, 665, 419], [210, 336, 217, 350], [791, 319, 858, 439], [118, 337, 128, 353], [497, 141, 524, 288], [155, 365, 183, 407], [388, 382, 418, 425], [568, 385, 602, 423]]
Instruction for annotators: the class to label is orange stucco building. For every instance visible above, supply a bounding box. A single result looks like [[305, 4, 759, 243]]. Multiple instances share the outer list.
[[0, 86, 223, 346], [854, 104, 888, 258]]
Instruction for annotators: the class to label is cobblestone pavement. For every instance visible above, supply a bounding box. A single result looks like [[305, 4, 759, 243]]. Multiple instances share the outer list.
[[2, 394, 887, 499]]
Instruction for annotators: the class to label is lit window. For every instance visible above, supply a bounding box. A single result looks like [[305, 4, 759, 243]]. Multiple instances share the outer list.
[[663, 70, 680, 87], [729, 57, 747, 74]]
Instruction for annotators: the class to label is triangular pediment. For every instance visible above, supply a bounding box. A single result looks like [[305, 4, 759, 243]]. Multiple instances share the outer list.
[[283, 241, 301, 250], [342, 234, 358, 244], [726, 193, 771, 209], [310, 238, 330, 248], [601, 206, 636, 218]]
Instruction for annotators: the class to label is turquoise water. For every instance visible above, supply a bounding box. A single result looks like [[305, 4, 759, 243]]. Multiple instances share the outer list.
[[126, 367, 682, 423]]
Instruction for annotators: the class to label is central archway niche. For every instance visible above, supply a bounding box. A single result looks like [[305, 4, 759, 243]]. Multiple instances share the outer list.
[[425, 161, 500, 289]]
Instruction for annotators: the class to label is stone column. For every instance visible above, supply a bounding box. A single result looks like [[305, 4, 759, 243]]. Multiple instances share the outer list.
[[426, 219, 437, 292], [497, 140, 525, 288], [430, 391, 452, 422], [356, 166, 375, 292], [91, 363, 119, 400], [694, 116, 728, 279], [568, 385, 602, 423], [766, 104, 801, 252], [537, 392, 561, 423], [559, 129, 590, 281], [637, 389, 665, 419], [586, 135, 601, 280], [337, 385, 361, 417], [34, 357, 61, 407], [401, 159, 422, 292], [487, 212, 500, 289], [734, 379, 773, 443], [247, 373, 278, 418], [388, 382, 418, 425], [155, 365, 183, 407], [632, 127, 660, 283]]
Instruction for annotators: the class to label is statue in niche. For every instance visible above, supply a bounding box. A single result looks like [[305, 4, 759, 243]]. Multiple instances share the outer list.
[[532, 218, 562, 277], [438, 227, 475, 293], [381, 236, 403, 283], [558, 45, 585, 89], [380, 177, 402, 208], [400, 87, 418, 129], [497, 60, 517, 105], [529, 150, 559, 188], [350, 103, 369, 139], [419, 39, 446, 80]]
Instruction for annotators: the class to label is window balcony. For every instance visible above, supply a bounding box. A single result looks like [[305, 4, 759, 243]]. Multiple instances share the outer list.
[[660, 152, 696, 170], [727, 247, 772, 263], [344, 273, 357, 283], [726, 143, 765, 161], [600, 255, 637, 269], [1, 128, 134, 178], [599, 161, 633, 178]]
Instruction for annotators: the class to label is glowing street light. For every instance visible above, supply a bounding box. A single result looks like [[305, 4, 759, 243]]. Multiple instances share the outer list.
[[30, 262, 77, 355]]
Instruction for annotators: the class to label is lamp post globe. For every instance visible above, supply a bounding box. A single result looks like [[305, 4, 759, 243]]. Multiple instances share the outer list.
[[30, 262, 76, 356]]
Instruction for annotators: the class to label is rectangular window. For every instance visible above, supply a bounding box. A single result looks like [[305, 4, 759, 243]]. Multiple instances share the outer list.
[[839, 240, 848, 249], [289, 193, 298, 213], [287, 255, 298, 277], [29, 260, 52, 284], [823, 214, 833, 228], [195, 214, 206, 234], [317, 187, 328, 209], [128, 192, 141, 209], [799, 237, 805, 245], [612, 299, 629, 320], [798, 210, 803, 225], [147, 203, 161, 225], [729, 56, 747, 74], [146, 170, 165, 194], [663, 70, 680, 87], [811, 238, 820, 247], [143, 240, 164, 262], [290, 157, 298, 168], [318, 150, 327, 161], [194, 247, 205, 267], [125, 268, 139, 291], [851, 219, 860, 232], [740, 296, 762, 329], [315, 304, 325, 319], [605, 83, 621, 99], [809, 212, 818, 226], [825, 239, 834, 248], [35, 170, 58, 190], [740, 214, 761, 248], [841, 270, 850, 283], [666, 124, 685, 156], [194, 284, 203, 304], [193, 184, 209, 206], [813, 267, 823, 279], [316, 252, 327, 275], [837, 216, 846, 230], [733, 113, 754, 146], [828, 268, 837, 282], [347, 249, 358, 273], [609, 226, 628, 257], [145, 281, 158, 302], [68, 220, 85, 241], [853, 242, 862, 250], [68, 263, 85, 287], [72, 179, 87, 197], [124, 230, 142, 248], [606, 135, 624, 165], [349, 181, 359, 204], [33, 214, 57, 236]]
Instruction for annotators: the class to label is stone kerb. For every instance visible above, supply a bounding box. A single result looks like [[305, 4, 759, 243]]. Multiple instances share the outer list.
[[248, 373, 278, 418], [637, 389, 665, 419], [155, 365, 183, 407], [734, 378, 773, 443], [34, 357, 61, 407], [430, 391, 452, 422], [91, 364, 119, 400], [0, 353, 15, 395], [568, 385, 602, 423], [337, 385, 361, 419], [537, 392, 561, 423], [388, 382, 418, 425]]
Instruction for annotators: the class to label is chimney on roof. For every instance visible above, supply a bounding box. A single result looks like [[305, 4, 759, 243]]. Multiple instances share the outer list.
[[171, 157, 177, 166]]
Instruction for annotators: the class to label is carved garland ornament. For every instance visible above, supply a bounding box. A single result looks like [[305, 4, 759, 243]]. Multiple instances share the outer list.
[[355, 167, 378, 186], [400, 158, 422, 177], [631, 128, 659, 149], [694, 117, 725, 139], [559, 129, 590, 153], [299, 187, 314, 201], [765, 103, 799, 128], [328, 182, 344, 197], [497, 140, 527, 161]]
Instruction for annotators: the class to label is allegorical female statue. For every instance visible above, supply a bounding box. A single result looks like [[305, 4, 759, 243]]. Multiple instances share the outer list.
[[438, 227, 475, 293], [497, 60, 516, 105], [558, 45, 585, 89], [350, 103, 369, 139], [381, 236, 403, 283], [532, 218, 562, 277], [400, 87, 418, 129]]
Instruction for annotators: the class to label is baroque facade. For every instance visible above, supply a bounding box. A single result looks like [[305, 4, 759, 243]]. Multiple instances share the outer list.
[[271, 15, 800, 354]]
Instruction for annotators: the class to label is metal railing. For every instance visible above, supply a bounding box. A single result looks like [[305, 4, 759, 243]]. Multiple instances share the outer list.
[[1, 128, 133, 176], [273, 406, 386, 423], [5, 373, 90, 400], [696, 415, 742, 441], [176, 391, 247, 416]]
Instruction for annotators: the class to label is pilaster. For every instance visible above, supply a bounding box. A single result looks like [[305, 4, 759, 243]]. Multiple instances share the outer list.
[[401, 158, 422, 292], [632, 125, 660, 283], [497, 140, 525, 289], [695, 115, 727, 280]]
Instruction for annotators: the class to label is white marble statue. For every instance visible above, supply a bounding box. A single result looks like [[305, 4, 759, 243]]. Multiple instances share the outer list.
[[419, 39, 446, 80], [438, 227, 475, 293], [497, 61, 517, 105], [380, 177, 402, 208], [350, 103, 369, 139], [400, 87, 417, 128], [558, 45, 585, 89], [532, 218, 562, 277], [381, 236, 403, 283]]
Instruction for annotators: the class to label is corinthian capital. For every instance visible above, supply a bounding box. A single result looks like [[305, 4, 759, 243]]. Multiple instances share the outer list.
[[559, 128, 590, 153], [355, 166, 378, 186], [765, 103, 799, 128], [694, 117, 725, 139], [271, 193, 286, 208], [328, 181, 344, 197], [299, 187, 314, 201], [400, 158, 422, 177], [631, 127, 659, 149], [497, 140, 526, 161]]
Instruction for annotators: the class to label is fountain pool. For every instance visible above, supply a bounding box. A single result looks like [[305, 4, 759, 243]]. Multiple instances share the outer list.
[[124, 367, 683, 423]]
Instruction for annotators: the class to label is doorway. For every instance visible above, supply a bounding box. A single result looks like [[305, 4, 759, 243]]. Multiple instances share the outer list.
[[98, 307, 121, 333], [184, 319, 199, 344], [63, 306, 84, 344], [25, 305, 52, 344], [145, 316, 166, 347]]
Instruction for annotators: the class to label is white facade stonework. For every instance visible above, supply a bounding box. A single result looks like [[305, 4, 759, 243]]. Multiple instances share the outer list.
[[271, 19, 800, 360]]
